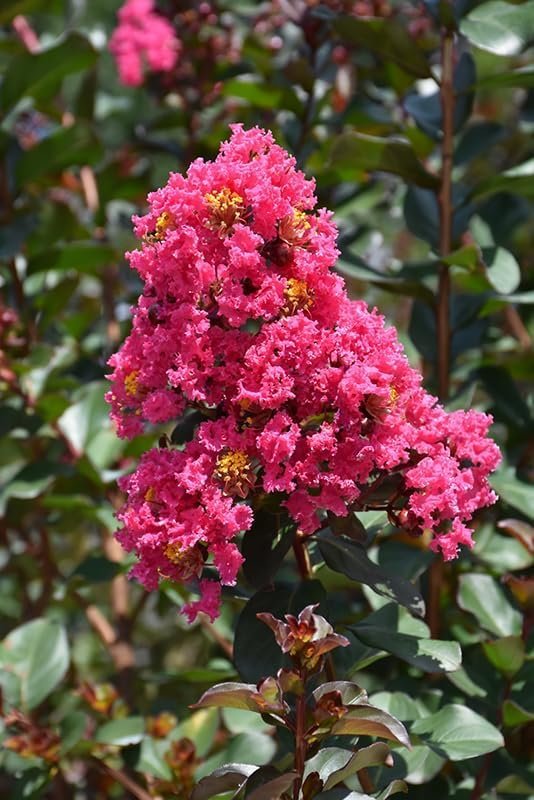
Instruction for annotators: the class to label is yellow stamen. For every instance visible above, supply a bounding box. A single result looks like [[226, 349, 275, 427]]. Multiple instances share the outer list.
[[278, 209, 312, 247], [143, 211, 174, 243], [164, 543, 203, 580], [204, 187, 249, 237], [155, 211, 173, 237], [144, 486, 156, 502], [215, 449, 255, 498], [124, 369, 140, 397], [282, 278, 314, 316]]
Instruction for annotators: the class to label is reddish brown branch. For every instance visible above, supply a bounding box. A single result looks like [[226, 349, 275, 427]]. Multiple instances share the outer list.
[[90, 758, 153, 800], [293, 532, 312, 580], [429, 26, 456, 639], [436, 30, 455, 401]]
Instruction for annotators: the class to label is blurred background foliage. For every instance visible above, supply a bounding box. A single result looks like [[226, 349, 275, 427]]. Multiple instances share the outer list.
[[0, 0, 532, 798]]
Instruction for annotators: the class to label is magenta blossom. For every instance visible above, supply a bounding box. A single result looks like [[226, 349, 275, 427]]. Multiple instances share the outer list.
[[107, 125, 501, 620], [109, 0, 180, 87]]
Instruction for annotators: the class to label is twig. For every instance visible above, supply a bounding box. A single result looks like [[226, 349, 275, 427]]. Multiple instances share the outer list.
[[293, 531, 312, 580], [199, 618, 234, 660], [436, 29, 455, 401], [429, 23, 456, 639], [72, 591, 135, 674], [503, 306, 532, 350], [90, 758, 154, 800]]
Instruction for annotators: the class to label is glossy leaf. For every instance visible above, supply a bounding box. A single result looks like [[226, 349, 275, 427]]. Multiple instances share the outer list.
[[16, 124, 103, 185], [458, 573, 522, 637], [318, 530, 426, 617], [94, 716, 145, 746], [234, 587, 292, 682], [351, 604, 462, 673], [192, 763, 258, 800], [302, 744, 390, 791], [0, 33, 97, 111], [482, 636, 525, 677], [502, 700, 534, 728], [193, 681, 286, 714], [242, 511, 295, 588], [411, 704, 504, 760], [0, 618, 69, 710], [246, 771, 298, 800], [329, 133, 438, 189], [333, 16, 432, 77], [331, 705, 411, 748], [461, 1, 534, 55]]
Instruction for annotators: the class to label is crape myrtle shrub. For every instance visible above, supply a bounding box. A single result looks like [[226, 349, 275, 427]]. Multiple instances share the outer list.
[[0, 1, 533, 800]]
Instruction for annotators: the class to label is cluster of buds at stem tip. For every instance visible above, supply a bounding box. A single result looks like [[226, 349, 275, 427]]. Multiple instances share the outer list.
[[3, 710, 60, 763], [257, 604, 349, 673]]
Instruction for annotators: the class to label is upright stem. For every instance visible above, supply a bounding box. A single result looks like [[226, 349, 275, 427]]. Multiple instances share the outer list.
[[429, 26, 455, 639], [436, 30, 455, 401], [293, 532, 312, 580], [293, 691, 307, 800]]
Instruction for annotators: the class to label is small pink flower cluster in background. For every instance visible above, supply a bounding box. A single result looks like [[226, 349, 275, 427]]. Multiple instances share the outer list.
[[107, 125, 501, 621], [109, 0, 180, 87]]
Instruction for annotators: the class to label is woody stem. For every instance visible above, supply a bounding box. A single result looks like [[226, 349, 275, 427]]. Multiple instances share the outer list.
[[293, 691, 308, 800], [293, 532, 312, 580]]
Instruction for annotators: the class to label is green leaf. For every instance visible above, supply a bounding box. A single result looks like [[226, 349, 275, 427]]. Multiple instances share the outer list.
[[333, 15, 432, 77], [137, 737, 173, 781], [482, 247, 521, 294], [57, 382, 111, 457], [175, 708, 219, 758], [234, 587, 291, 682], [27, 242, 116, 276], [222, 707, 274, 735], [242, 512, 294, 589], [94, 716, 145, 746], [351, 604, 462, 673], [0, 33, 97, 111], [473, 158, 534, 199], [443, 244, 482, 270], [303, 744, 390, 791], [59, 711, 87, 755], [336, 257, 435, 305], [379, 781, 408, 799], [313, 681, 368, 707], [476, 66, 534, 89], [71, 555, 121, 584], [329, 133, 438, 189], [458, 574, 522, 637], [395, 745, 446, 785], [331, 704, 411, 748], [317, 530, 426, 617], [461, 1, 534, 56], [482, 636, 525, 677], [192, 764, 258, 800], [193, 680, 286, 715], [477, 367, 532, 431], [411, 704, 504, 760], [16, 124, 103, 186], [0, 618, 69, 710], [170, 408, 205, 445], [0, 0, 46, 24], [491, 467, 534, 519], [502, 700, 534, 728], [0, 460, 57, 513], [223, 79, 299, 113], [246, 771, 298, 800]]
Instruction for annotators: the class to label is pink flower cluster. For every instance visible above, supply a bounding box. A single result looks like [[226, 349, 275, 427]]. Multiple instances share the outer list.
[[107, 125, 500, 620], [109, 0, 180, 87]]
